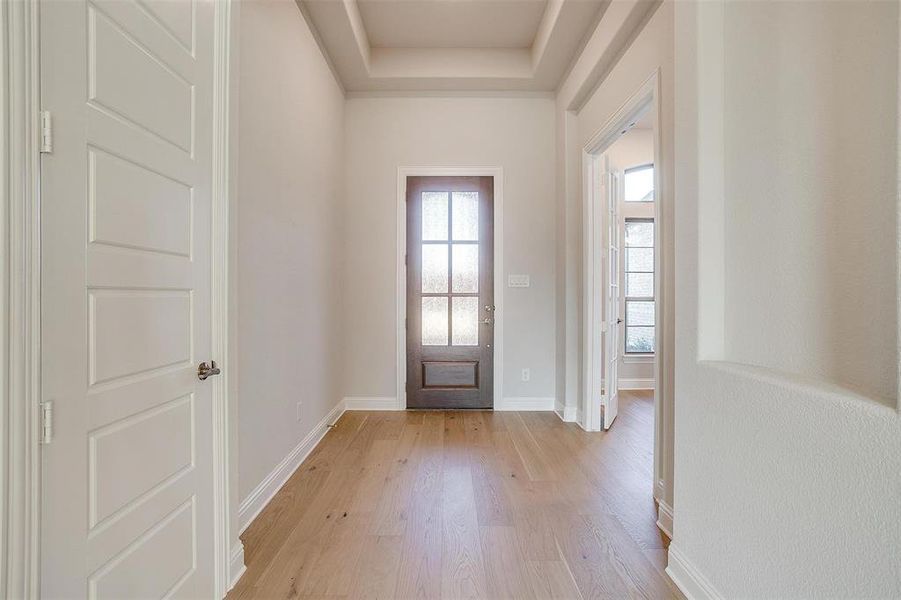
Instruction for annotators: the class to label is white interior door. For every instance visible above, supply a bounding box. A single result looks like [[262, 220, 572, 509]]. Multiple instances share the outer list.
[[40, 0, 217, 597], [603, 167, 621, 429]]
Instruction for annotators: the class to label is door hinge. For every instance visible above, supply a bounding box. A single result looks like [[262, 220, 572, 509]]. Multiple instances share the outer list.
[[40, 111, 53, 153], [40, 401, 53, 444]]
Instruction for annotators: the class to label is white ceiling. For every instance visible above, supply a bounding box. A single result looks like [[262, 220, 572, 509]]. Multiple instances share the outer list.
[[297, 0, 609, 92], [360, 0, 548, 49]]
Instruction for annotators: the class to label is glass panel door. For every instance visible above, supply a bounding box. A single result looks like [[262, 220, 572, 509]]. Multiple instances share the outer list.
[[406, 176, 494, 409]]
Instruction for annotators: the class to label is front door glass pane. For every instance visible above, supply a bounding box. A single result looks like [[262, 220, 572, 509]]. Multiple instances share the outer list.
[[422, 192, 449, 241], [452, 192, 479, 241], [422, 297, 449, 345], [422, 244, 448, 293], [451, 244, 478, 293], [452, 296, 479, 346]]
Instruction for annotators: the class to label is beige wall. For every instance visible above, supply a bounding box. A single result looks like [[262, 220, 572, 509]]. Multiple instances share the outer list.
[[672, 1, 900, 596], [234, 0, 345, 503], [343, 96, 557, 404]]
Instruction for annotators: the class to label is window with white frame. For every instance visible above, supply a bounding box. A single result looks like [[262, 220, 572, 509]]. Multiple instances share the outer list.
[[624, 163, 654, 202], [624, 218, 655, 353]]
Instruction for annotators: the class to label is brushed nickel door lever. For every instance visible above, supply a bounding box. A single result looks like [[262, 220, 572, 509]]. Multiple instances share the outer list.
[[197, 361, 221, 381]]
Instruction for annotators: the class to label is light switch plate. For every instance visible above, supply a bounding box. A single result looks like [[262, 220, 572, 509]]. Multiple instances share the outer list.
[[508, 274, 530, 288]]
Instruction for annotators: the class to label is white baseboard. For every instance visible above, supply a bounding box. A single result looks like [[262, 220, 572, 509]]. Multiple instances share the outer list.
[[666, 544, 723, 600], [344, 396, 399, 410], [619, 378, 655, 390], [554, 403, 578, 422], [238, 400, 346, 533], [495, 397, 555, 411], [228, 541, 246, 592], [656, 500, 673, 538]]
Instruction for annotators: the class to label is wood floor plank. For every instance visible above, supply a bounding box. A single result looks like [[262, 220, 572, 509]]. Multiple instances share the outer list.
[[440, 464, 489, 598], [250, 468, 358, 598], [370, 423, 424, 536], [394, 413, 445, 598], [231, 394, 677, 600], [525, 560, 584, 600], [505, 412, 558, 482], [552, 511, 635, 599], [351, 439, 400, 513], [479, 525, 536, 599], [349, 535, 404, 599], [582, 511, 679, 600]]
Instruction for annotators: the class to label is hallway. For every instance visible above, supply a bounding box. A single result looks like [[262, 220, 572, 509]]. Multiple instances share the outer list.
[[229, 392, 679, 599]]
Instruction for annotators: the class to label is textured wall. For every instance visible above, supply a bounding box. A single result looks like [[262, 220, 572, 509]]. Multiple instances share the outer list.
[[672, 1, 901, 596]]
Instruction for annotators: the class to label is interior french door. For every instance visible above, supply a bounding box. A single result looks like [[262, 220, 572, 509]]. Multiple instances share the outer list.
[[603, 165, 621, 429], [406, 176, 494, 409], [40, 0, 217, 596]]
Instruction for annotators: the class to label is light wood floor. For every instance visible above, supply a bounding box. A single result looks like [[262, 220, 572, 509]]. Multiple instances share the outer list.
[[229, 391, 680, 599]]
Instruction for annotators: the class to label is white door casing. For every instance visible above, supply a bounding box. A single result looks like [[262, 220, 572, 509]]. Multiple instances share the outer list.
[[40, 0, 219, 596], [603, 167, 621, 429]]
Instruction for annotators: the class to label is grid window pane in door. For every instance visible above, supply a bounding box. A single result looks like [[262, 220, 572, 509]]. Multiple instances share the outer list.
[[422, 244, 449, 293], [452, 297, 479, 346], [452, 192, 479, 240], [422, 192, 449, 240], [422, 297, 449, 345], [452, 244, 478, 293]]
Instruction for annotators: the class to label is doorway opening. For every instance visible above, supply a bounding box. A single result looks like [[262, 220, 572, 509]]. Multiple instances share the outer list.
[[581, 72, 669, 534]]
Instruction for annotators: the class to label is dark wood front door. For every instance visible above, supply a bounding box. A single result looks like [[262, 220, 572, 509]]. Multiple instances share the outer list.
[[406, 176, 494, 409]]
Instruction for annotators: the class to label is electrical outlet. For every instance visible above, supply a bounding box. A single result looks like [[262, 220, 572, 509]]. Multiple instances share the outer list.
[[296, 401, 302, 421], [521, 368, 531, 382]]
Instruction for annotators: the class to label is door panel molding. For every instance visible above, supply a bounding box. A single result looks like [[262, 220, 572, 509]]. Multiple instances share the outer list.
[[396, 167, 504, 410], [0, 1, 41, 596]]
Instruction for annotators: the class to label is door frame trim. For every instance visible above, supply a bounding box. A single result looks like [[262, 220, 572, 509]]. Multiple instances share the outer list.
[[1, 1, 239, 596], [211, 0, 239, 596], [581, 70, 666, 499], [1, 1, 41, 596], [396, 167, 504, 410]]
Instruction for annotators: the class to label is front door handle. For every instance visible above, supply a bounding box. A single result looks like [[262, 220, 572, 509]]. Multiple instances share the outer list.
[[198, 361, 221, 381]]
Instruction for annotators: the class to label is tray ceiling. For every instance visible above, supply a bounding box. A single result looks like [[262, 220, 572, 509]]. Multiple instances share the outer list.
[[297, 0, 609, 92]]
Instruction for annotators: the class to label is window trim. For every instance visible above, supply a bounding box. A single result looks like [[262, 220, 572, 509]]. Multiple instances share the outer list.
[[624, 163, 655, 202], [623, 217, 655, 354]]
